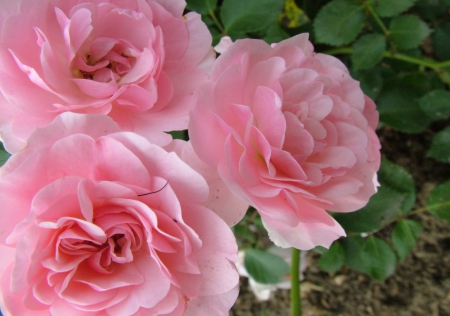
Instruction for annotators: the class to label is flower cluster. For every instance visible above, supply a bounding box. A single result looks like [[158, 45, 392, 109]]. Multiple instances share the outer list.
[[0, 1, 381, 315]]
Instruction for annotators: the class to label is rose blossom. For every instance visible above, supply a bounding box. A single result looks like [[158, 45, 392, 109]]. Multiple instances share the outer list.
[[189, 34, 381, 250], [0, 0, 214, 153], [0, 113, 240, 315]]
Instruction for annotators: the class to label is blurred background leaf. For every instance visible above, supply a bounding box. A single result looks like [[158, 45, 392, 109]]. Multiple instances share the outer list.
[[427, 180, 450, 221], [244, 248, 291, 284], [392, 219, 423, 261]]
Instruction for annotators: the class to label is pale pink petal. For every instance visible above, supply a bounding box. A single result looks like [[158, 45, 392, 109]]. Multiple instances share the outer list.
[[184, 204, 238, 262], [252, 86, 285, 148], [152, 0, 186, 17], [165, 140, 249, 226], [283, 112, 314, 160], [1, 264, 49, 316], [189, 83, 230, 167], [182, 12, 214, 65], [72, 77, 118, 99], [273, 33, 312, 56], [261, 201, 346, 250], [119, 48, 154, 85], [55, 7, 93, 62], [214, 36, 233, 54], [107, 132, 209, 204], [185, 285, 239, 316], [307, 146, 356, 169], [26, 112, 121, 151]]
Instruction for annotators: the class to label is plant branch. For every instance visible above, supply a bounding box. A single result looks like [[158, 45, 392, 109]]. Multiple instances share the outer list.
[[325, 47, 450, 69], [290, 248, 301, 315], [325, 47, 450, 84], [395, 200, 450, 221], [365, 2, 390, 37], [208, 9, 224, 33]]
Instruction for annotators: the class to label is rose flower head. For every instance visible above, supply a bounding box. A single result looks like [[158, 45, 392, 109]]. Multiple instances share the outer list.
[[0, 0, 214, 153], [189, 34, 381, 250], [0, 113, 239, 315]]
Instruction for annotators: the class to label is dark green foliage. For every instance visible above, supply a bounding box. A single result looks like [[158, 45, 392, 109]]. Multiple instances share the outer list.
[[313, 0, 366, 46]]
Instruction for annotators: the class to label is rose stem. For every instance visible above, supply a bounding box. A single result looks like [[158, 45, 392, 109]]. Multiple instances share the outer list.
[[291, 247, 301, 315]]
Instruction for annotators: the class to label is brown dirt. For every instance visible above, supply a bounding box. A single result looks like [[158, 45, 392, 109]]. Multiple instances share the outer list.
[[231, 122, 450, 316]]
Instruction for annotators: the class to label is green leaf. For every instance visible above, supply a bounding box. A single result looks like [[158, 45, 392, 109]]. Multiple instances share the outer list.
[[361, 236, 397, 281], [313, 0, 366, 46], [428, 126, 450, 163], [166, 130, 189, 141], [312, 245, 328, 254], [373, 0, 418, 17], [334, 158, 415, 233], [377, 76, 433, 133], [341, 236, 367, 273], [334, 186, 402, 233], [418, 90, 450, 121], [0, 147, 11, 167], [428, 180, 450, 222], [318, 242, 345, 273], [432, 22, 450, 60], [392, 219, 423, 260], [351, 34, 386, 70], [244, 248, 290, 284], [220, 0, 284, 33], [414, 0, 447, 21], [263, 23, 290, 45], [377, 158, 416, 214], [253, 215, 267, 233], [351, 67, 383, 100], [389, 15, 431, 50], [225, 31, 248, 42], [233, 225, 256, 246], [186, 0, 218, 15]]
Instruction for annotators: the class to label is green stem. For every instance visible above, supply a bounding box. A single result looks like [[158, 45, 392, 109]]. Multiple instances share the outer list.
[[325, 47, 450, 70], [365, 3, 390, 37], [394, 200, 450, 221], [290, 248, 301, 316], [344, 201, 450, 238], [209, 10, 224, 33]]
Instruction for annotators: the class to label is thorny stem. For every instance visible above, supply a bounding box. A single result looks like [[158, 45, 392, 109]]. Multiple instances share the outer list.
[[290, 248, 301, 316]]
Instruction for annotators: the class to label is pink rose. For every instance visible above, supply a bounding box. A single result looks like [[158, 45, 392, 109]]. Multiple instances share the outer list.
[[189, 34, 381, 250], [0, 0, 214, 153], [0, 113, 239, 315]]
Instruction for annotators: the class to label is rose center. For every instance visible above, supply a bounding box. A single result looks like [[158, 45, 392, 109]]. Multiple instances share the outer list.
[[110, 233, 125, 254], [73, 39, 137, 83]]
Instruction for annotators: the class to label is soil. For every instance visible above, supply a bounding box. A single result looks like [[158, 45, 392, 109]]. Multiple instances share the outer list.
[[230, 121, 450, 316]]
